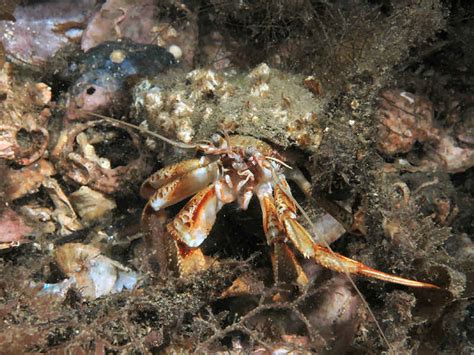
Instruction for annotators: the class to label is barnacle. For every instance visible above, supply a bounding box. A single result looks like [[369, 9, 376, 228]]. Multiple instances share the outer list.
[[133, 64, 323, 151]]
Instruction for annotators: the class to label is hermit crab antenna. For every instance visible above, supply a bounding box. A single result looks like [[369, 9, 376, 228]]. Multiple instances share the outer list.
[[265, 156, 293, 170], [217, 122, 233, 147], [196, 139, 213, 146], [269, 167, 394, 353], [81, 111, 198, 150]]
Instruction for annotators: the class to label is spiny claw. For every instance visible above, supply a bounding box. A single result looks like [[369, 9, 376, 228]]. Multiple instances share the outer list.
[[148, 161, 220, 211], [140, 157, 211, 199], [167, 181, 235, 248], [167, 184, 220, 248]]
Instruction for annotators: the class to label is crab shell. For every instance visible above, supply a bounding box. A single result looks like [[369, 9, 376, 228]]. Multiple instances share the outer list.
[[51, 119, 151, 194], [141, 134, 439, 289]]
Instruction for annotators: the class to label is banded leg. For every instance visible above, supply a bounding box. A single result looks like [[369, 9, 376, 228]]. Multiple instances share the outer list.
[[140, 157, 212, 199], [168, 180, 236, 249], [274, 177, 439, 289], [256, 183, 308, 287], [166, 180, 237, 276]]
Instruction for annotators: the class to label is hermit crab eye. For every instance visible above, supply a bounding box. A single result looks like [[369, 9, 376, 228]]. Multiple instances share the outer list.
[[211, 133, 225, 147], [244, 146, 256, 156]]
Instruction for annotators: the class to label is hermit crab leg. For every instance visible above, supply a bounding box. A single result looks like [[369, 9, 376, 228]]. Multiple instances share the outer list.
[[256, 182, 308, 286], [140, 157, 213, 199], [167, 180, 236, 248], [273, 177, 439, 289]]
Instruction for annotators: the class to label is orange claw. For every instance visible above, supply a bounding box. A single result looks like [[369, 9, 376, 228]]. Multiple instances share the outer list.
[[147, 161, 220, 211], [167, 181, 236, 248], [140, 157, 212, 199]]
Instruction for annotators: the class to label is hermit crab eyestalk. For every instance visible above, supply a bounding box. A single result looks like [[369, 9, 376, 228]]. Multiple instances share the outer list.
[[210, 132, 226, 147]]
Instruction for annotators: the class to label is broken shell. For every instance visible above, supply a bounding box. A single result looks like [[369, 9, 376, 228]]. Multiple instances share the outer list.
[[5, 161, 81, 236], [42, 177, 83, 236], [69, 186, 116, 225], [81, 0, 199, 67], [66, 72, 124, 121], [0, 208, 32, 249], [377, 89, 440, 155], [19, 203, 56, 235], [6, 159, 55, 200], [312, 212, 347, 245], [81, 0, 157, 51], [0, 124, 49, 165], [29, 82, 52, 106], [425, 134, 474, 173], [0, 64, 51, 165], [52, 119, 151, 194], [301, 275, 362, 353], [51, 243, 138, 299], [0, 1, 92, 65]]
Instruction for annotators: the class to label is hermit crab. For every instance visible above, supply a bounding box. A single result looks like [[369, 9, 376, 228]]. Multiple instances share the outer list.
[[139, 131, 439, 289]]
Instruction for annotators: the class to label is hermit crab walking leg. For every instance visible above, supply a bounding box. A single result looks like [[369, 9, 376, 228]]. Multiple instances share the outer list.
[[273, 176, 439, 289], [256, 182, 309, 287], [165, 179, 237, 275]]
